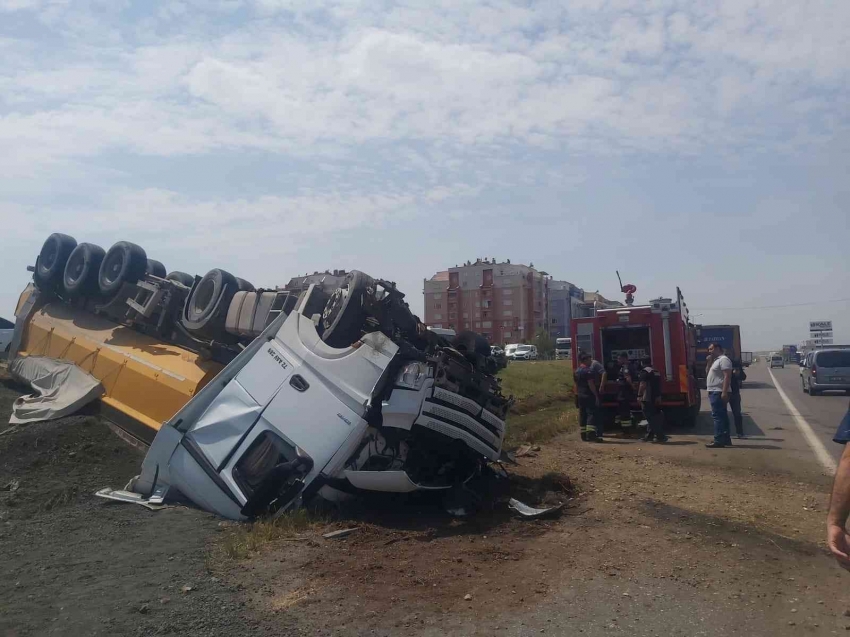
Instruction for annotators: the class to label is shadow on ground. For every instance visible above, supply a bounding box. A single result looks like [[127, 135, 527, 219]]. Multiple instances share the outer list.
[[639, 497, 825, 557], [321, 471, 577, 539]]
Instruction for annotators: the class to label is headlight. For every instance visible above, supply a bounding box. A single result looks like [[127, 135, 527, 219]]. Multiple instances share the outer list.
[[396, 361, 429, 390]]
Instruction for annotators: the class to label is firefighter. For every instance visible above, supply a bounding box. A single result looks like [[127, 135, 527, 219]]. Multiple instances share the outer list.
[[575, 352, 602, 442], [606, 352, 637, 438], [638, 357, 668, 443]]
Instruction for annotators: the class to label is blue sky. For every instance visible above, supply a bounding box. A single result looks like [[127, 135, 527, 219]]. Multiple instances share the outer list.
[[2, 0, 848, 351]]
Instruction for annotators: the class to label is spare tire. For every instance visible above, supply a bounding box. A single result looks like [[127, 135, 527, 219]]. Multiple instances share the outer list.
[[166, 271, 195, 287], [63, 243, 106, 297], [321, 270, 370, 348], [98, 241, 148, 296], [146, 259, 167, 279], [235, 277, 255, 292], [183, 268, 239, 338], [36, 233, 77, 287]]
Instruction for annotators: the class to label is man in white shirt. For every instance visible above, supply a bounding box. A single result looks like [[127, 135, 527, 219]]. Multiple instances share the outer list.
[[705, 343, 733, 448]]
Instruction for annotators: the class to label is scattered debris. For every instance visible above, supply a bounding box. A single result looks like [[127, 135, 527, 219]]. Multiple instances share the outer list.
[[2, 479, 19, 492], [323, 528, 359, 540], [94, 487, 173, 511], [508, 498, 564, 519], [464, 594, 473, 601], [515, 445, 537, 458], [181, 585, 194, 594]]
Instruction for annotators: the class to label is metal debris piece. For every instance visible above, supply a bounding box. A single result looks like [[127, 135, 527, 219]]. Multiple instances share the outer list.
[[2, 479, 19, 492], [508, 498, 564, 519], [322, 528, 358, 540], [94, 487, 173, 511], [515, 445, 536, 458]]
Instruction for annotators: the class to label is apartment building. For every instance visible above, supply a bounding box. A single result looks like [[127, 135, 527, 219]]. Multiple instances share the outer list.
[[423, 259, 549, 344], [548, 280, 585, 339]]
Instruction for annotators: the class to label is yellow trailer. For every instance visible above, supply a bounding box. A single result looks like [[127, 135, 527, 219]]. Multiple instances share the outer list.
[[13, 285, 223, 442]]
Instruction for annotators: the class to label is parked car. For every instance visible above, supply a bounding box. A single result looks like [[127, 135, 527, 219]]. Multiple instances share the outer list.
[[512, 344, 538, 361], [504, 344, 519, 360], [0, 317, 14, 358], [770, 353, 784, 368], [802, 349, 850, 396], [490, 346, 508, 370]]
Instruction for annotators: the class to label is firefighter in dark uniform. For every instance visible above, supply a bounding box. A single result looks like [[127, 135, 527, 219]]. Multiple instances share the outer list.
[[615, 353, 638, 437], [574, 352, 602, 442], [638, 357, 668, 443]]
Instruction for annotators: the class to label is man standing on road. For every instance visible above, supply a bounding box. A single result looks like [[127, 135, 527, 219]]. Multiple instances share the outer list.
[[574, 353, 602, 443], [826, 401, 850, 570], [730, 359, 747, 438], [705, 343, 733, 448]]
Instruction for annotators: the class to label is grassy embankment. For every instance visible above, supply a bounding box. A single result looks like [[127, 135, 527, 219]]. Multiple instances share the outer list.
[[499, 359, 577, 447]]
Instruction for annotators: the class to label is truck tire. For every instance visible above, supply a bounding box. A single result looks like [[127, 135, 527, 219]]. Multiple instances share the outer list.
[[98, 241, 148, 296], [63, 243, 105, 297], [321, 270, 369, 348], [183, 268, 239, 338], [166, 271, 195, 287], [235, 277, 255, 292], [145, 259, 167, 279], [36, 233, 78, 287]]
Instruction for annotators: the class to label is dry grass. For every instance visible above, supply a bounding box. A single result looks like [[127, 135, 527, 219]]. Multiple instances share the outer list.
[[217, 508, 326, 560], [499, 360, 577, 447]]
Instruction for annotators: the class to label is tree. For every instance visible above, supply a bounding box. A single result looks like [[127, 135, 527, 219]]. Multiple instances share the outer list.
[[534, 328, 555, 358]]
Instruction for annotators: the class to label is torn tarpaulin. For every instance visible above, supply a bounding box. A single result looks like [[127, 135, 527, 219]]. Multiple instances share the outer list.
[[8, 356, 104, 425]]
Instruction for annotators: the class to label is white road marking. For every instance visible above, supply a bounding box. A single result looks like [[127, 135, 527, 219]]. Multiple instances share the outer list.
[[768, 368, 837, 475]]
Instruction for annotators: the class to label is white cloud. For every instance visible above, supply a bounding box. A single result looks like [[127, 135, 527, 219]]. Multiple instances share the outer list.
[[1, 0, 850, 327]]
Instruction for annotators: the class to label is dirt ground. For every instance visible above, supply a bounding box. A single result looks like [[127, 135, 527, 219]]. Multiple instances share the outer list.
[[2, 375, 849, 636]]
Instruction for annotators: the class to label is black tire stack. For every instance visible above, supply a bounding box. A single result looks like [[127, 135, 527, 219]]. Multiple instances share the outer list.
[[181, 268, 240, 340], [34, 234, 166, 301]]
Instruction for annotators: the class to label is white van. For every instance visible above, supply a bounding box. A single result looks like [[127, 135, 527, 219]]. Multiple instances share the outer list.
[[770, 353, 784, 369], [512, 344, 538, 361], [505, 344, 519, 359]]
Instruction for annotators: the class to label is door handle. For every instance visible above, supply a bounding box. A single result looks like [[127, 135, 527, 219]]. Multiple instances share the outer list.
[[289, 374, 309, 392]]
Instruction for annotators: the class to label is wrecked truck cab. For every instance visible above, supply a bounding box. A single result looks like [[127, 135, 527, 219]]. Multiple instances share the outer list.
[[130, 285, 401, 520], [125, 278, 512, 520]]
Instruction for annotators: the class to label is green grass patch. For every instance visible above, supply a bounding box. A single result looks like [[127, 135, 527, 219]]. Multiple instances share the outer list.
[[499, 360, 577, 446], [217, 508, 326, 560]]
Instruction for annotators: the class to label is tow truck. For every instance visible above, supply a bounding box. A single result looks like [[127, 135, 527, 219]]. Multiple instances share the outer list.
[[570, 286, 701, 429], [10, 234, 513, 519]]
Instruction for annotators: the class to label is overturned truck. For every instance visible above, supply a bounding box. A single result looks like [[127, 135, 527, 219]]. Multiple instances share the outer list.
[[11, 234, 513, 519]]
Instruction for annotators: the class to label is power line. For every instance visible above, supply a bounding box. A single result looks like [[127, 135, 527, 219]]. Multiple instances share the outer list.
[[692, 297, 850, 311]]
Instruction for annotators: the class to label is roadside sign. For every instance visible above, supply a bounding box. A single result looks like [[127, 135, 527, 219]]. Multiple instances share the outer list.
[[810, 320, 833, 332]]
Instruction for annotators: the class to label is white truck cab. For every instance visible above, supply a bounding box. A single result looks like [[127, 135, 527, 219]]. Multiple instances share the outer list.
[[120, 282, 511, 520]]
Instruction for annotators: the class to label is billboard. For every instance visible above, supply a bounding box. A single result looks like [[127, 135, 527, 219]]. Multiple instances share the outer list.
[[810, 320, 833, 332]]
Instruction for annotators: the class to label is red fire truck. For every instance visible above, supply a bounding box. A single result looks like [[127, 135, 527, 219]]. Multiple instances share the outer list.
[[570, 288, 701, 429]]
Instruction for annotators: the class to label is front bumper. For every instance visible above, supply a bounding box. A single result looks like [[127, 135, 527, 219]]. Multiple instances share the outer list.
[[811, 380, 850, 392]]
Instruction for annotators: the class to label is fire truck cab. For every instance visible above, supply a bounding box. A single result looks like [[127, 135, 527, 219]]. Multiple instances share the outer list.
[[570, 288, 701, 429]]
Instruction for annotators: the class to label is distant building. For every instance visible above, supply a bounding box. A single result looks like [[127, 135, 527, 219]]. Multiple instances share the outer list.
[[548, 280, 585, 339], [423, 259, 549, 344]]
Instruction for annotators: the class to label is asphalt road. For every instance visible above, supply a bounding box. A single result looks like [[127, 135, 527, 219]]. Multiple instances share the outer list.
[[653, 359, 849, 480], [760, 360, 850, 465]]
